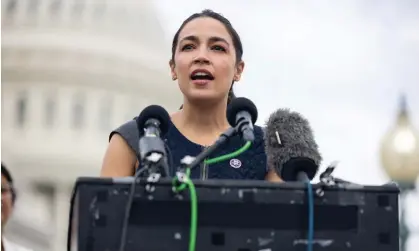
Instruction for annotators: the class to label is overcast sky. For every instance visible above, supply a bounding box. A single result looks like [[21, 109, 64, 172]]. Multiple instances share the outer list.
[[154, 1, 419, 247]]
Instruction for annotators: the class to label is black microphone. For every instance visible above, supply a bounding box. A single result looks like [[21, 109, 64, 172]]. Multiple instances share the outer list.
[[135, 105, 171, 176], [227, 97, 258, 142], [265, 109, 322, 182], [136, 105, 170, 138], [184, 98, 258, 171]]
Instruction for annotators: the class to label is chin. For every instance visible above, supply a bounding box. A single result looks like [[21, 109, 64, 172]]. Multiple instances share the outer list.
[[188, 94, 223, 104], [184, 88, 218, 99]]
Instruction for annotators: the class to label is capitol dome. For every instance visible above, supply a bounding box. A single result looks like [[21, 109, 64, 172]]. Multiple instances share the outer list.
[[1, 0, 181, 250]]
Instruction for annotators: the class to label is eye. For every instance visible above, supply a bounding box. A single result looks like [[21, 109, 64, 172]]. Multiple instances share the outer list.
[[181, 44, 195, 51], [211, 45, 226, 52]]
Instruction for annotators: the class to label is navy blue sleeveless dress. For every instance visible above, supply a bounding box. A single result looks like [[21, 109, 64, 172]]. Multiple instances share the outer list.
[[110, 120, 267, 180]]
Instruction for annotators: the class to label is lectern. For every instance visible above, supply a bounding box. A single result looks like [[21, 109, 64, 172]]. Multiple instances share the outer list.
[[72, 177, 399, 251]]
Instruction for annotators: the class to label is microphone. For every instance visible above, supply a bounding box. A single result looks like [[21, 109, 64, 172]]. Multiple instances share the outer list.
[[265, 109, 322, 182], [135, 105, 171, 177], [183, 98, 257, 171], [136, 105, 170, 138], [227, 97, 258, 142], [117, 105, 171, 251]]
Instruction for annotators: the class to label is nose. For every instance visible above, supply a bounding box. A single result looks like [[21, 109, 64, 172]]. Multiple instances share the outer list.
[[193, 47, 210, 65]]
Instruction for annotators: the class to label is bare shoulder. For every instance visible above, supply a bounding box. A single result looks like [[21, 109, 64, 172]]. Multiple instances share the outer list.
[[101, 132, 137, 177]]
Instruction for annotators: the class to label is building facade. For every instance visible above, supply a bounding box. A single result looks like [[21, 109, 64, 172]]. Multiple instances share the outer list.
[[1, 0, 181, 250]]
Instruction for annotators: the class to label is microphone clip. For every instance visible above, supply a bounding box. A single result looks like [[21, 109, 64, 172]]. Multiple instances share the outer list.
[[137, 151, 170, 179], [235, 118, 255, 142], [145, 172, 161, 193], [316, 161, 368, 197], [315, 161, 339, 197]]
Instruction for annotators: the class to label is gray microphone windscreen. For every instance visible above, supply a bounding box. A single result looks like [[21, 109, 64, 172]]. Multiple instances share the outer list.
[[265, 109, 322, 181]]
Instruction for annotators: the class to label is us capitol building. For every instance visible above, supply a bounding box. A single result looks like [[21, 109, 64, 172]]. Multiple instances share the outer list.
[[1, 0, 181, 250]]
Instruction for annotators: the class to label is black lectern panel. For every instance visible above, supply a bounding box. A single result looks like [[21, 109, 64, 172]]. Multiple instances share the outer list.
[[74, 177, 399, 251]]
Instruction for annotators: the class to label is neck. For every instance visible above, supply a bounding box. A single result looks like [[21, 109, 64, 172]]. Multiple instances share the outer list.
[[173, 99, 230, 144]]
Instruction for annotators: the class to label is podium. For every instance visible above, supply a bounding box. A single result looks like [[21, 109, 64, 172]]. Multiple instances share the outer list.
[[71, 177, 399, 251]]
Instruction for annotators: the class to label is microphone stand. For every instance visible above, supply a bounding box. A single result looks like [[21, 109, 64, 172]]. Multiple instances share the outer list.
[[118, 136, 169, 251], [187, 127, 238, 170], [141, 154, 169, 178], [137, 135, 170, 178], [296, 172, 310, 182]]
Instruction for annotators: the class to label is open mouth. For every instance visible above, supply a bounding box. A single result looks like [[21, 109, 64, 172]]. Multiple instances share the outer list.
[[190, 71, 215, 81]]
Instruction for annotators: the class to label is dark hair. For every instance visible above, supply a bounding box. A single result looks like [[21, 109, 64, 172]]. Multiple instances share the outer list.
[[1, 162, 16, 203], [172, 9, 243, 107]]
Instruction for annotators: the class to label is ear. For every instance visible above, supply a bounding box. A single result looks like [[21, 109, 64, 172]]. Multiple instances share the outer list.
[[233, 61, 245, 82], [169, 59, 177, 81]]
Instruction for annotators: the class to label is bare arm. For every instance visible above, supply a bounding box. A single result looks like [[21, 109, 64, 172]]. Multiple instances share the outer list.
[[100, 133, 137, 177]]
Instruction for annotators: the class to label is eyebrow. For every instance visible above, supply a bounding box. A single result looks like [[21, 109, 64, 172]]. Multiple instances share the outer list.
[[179, 35, 230, 46]]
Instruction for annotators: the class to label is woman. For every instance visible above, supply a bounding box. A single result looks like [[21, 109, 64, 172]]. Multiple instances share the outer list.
[[101, 9, 281, 182], [1, 163, 33, 251]]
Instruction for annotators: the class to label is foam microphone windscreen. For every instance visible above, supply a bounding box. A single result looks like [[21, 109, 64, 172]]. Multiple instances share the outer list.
[[265, 108, 322, 181], [227, 97, 258, 126], [136, 105, 170, 136]]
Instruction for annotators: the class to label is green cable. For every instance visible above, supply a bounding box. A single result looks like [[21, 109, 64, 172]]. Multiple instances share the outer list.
[[204, 141, 252, 164], [184, 177, 197, 251], [173, 141, 252, 192], [172, 141, 252, 251]]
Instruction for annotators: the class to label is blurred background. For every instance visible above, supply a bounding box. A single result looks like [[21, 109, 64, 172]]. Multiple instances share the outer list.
[[1, 0, 418, 250]]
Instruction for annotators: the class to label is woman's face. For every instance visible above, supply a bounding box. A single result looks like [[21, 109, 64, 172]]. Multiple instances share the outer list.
[[1, 174, 14, 228], [171, 17, 244, 103]]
